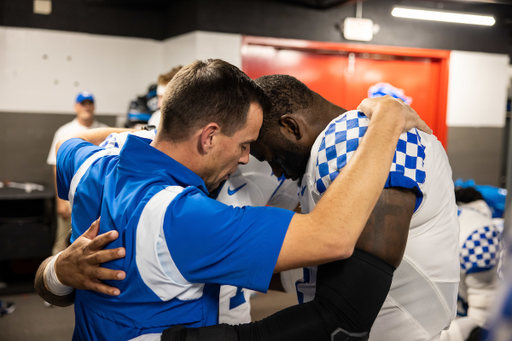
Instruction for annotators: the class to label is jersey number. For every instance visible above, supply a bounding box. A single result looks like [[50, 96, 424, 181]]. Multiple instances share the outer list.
[[229, 287, 246, 310]]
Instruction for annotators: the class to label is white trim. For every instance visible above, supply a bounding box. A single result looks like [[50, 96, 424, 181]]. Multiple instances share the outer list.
[[136, 186, 204, 301], [68, 148, 120, 207]]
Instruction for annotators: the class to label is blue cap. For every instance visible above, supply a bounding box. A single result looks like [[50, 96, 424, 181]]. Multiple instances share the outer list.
[[76, 91, 94, 103]]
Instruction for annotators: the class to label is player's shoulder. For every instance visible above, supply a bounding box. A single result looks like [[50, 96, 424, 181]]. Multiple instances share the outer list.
[[318, 110, 367, 140], [311, 110, 367, 159], [311, 111, 369, 193]]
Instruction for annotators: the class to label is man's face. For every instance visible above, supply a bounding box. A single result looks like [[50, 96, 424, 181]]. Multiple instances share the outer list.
[[74, 100, 95, 121], [204, 102, 263, 191], [250, 129, 310, 181]]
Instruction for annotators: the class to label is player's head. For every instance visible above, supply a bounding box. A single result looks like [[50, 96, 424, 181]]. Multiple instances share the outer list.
[[160, 59, 269, 191], [74, 91, 96, 125], [157, 66, 182, 108], [251, 75, 319, 180]]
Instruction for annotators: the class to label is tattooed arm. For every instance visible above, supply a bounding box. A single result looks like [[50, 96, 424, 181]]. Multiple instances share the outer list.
[[356, 187, 416, 268]]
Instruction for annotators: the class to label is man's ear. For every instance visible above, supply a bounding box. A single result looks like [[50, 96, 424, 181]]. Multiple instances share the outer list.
[[279, 114, 303, 141], [199, 123, 221, 154]]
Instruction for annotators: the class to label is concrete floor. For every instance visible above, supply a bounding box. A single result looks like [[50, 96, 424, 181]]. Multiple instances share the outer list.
[[0, 291, 298, 341], [0, 293, 75, 341]]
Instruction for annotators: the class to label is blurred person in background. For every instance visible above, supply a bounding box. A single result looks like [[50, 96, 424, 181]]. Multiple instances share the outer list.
[[47, 92, 108, 254], [148, 66, 183, 126]]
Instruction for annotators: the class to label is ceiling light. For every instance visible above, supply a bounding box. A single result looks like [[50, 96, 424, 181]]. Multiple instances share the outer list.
[[392, 7, 495, 26]]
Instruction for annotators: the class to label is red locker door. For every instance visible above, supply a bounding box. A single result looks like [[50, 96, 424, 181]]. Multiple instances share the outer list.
[[341, 54, 443, 136]]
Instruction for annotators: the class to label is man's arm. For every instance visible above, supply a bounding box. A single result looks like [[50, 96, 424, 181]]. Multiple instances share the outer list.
[[55, 128, 135, 152], [274, 96, 424, 272], [270, 186, 415, 293], [34, 219, 126, 306], [354, 187, 415, 268], [35, 128, 140, 304], [35, 252, 75, 307]]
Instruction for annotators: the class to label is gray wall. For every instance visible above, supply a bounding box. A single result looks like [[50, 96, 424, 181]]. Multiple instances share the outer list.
[[447, 126, 505, 187], [0, 112, 116, 189]]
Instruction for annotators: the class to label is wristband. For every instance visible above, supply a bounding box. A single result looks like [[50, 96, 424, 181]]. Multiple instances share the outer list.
[[44, 251, 74, 296]]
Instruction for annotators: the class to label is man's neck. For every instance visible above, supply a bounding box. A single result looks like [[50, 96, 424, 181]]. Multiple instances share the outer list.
[[150, 135, 202, 176]]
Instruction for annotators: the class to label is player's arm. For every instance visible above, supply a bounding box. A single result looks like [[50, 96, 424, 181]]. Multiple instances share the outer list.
[[34, 219, 126, 306], [271, 187, 415, 292], [55, 127, 135, 153], [275, 96, 425, 272]]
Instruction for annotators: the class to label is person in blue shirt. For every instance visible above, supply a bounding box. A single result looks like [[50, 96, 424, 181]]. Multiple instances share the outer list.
[[36, 59, 430, 341]]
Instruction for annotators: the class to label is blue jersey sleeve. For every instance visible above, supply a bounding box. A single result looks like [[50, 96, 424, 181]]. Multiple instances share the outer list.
[[314, 111, 426, 211], [56, 138, 103, 200], [166, 189, 293, 293]]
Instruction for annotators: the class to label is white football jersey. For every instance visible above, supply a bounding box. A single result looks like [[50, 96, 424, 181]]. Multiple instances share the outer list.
[[214, 154, 299, 325], [100, 130, 299, 325], [297, 111, 460, 341]]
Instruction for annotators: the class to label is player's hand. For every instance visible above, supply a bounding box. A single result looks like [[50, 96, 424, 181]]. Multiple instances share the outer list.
[[357, 95, 432, 134], [56, 198, 72, 220], [55, 218, 126, 296]]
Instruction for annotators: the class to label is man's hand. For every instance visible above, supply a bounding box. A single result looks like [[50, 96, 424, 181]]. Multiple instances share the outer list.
[[357, 95, 432, 135], [55, 218, 126, 296], [56, 198, 71, 220]]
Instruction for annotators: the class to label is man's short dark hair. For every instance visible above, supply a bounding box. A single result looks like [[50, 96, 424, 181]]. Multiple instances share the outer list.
[[160, 59, 270, 142], [255, 75, 314, 138], [455, 187, 484, 204]]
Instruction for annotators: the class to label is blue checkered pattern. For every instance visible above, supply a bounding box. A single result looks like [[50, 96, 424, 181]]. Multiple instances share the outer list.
[[314, 111, 426, 198], [99, 133, 119, 149], [99, 130, 157, 150], [460, 226, 501, 274]]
